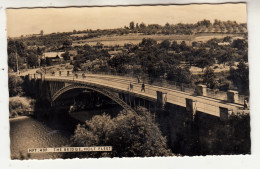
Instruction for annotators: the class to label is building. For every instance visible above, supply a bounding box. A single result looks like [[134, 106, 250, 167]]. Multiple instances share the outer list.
[[68, 50, 78, 61], [217, 42, 230, 46], [108, 50, 123, 58], [43, 52, 65, 65]]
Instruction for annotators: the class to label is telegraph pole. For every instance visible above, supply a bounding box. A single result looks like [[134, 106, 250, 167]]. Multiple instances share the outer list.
[[15, 46, 19, 74]]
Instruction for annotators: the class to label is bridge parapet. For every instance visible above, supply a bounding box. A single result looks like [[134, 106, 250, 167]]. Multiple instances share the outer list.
[[196, 84, 207, 96], [29, 71, 248, 118]]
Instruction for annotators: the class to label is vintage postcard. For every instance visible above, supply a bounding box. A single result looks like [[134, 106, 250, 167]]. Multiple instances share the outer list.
[[6, 3, 250, 160]]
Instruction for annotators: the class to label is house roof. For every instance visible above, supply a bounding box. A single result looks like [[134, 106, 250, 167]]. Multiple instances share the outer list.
[[108, 50, 123, 55], [43, 52, 65, 58]]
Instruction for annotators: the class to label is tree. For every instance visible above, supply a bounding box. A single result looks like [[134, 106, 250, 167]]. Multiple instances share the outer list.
[[8, 53, 18, 72], [27, 54, 38, 67], [180, 41, 188, 51], [160, 39, 171, 49], [171, 41, 179, 52], [61, 52, 70, 60], [36, 47, 43, 56], [140, 38, 157, 47], [64, 107, 173, 158], [165, 22, 170, 27], [203, 67, 218, 89], [63, 39, 72, 49], [167, 66, 192, 84], [230, 61, 249, 95], [129, 21, 135, 30], [135, 23, 139, 29], [40, 30, 44, 35], [194, 57, 214, 72], [139, 22, 146, 29], [8, 75, 23, 96], [232, 39, 247, 50]]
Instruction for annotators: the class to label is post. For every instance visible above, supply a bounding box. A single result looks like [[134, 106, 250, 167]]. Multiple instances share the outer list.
[[157, 91, 167, 110], [59, 71, 61, 76], [186, 98, 196, 120], [227, 90, 239, 103], [219, 107, 233, 121], [67, 71, 70, 76], [196, 84, 207, 96], [28, 74, 32, 81]]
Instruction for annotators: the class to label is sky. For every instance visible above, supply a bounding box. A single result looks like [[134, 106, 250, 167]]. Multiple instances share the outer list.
[[6, 3, 247, 37]]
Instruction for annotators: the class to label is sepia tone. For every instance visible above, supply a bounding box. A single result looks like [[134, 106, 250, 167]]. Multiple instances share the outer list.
[[7, 3, 250, 159]]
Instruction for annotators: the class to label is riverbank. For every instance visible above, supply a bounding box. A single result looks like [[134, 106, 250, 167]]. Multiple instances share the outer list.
[[9, 115, 31, 121]]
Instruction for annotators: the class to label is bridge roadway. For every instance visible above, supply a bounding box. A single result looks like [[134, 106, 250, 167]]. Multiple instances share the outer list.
[[34, 72, 244, 117]]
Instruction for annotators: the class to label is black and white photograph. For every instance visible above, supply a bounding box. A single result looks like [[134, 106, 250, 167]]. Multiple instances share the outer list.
[[6, 2, 251, 160]]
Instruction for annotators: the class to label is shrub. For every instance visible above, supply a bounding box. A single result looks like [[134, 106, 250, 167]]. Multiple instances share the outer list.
[[8, 75, 24, 97], [9, 97, 35, 117], [64, 107, 173, 158]]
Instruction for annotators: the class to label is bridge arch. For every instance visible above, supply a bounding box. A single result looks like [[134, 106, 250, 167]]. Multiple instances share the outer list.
[[51, 84, 135, 113]]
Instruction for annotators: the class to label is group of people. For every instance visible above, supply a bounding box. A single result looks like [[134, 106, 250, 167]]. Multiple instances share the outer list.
[[129, 80, 145, 92]]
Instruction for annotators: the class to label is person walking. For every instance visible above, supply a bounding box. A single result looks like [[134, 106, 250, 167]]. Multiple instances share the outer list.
[[129, 82, 133, 91], [141, 82, 145, 92], [244, 99, 248, 110]]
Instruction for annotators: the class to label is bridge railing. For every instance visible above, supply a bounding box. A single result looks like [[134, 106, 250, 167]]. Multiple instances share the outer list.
[[38, 70, 248, 106], [51, 70, 196, 94]]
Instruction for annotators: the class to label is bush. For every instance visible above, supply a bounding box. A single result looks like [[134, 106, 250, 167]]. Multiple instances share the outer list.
[[9, 97, 35, 117], [8, 75, 24, 97], [64, 107, 173, 158]]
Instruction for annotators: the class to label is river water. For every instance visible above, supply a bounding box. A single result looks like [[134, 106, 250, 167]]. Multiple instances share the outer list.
[[10, 116, 73, 160], [9, 106, 122, 160]]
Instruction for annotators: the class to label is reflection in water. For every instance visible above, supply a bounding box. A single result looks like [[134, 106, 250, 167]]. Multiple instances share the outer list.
[[10, 116, 71, 159]]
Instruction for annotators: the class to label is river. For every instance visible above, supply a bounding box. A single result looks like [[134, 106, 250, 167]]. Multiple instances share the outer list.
[[9, 106, 122, 160], [10, 115, 74, 160]]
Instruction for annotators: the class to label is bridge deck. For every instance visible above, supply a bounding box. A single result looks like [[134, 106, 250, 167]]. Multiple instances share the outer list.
[[38, 73, 245, 117]]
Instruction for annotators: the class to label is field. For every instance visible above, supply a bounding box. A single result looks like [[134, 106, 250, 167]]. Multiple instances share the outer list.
[[72, 34, 193, 46], [72, 33, 245, 47]]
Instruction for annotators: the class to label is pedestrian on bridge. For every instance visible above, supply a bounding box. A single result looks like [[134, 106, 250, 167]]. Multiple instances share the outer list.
[[129, 82, 133, 91], [244, 99, 249, 110], [141, 82, 145, 92]]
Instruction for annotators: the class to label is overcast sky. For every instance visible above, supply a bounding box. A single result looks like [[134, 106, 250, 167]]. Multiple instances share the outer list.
[[6, 3, 247, 37]]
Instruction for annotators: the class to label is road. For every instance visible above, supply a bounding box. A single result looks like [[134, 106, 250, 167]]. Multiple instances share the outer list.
[[37, 72, 246, 117]]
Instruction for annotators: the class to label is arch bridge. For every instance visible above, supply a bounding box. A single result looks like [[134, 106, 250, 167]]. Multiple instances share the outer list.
[[24, 71, 248, 120]]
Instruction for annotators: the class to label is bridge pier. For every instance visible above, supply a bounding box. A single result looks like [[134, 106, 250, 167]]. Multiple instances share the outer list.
[[28, 74, 32, 81], [186, 98, 196, 120], [219, 107, 233, 121], [157, 91, 167, 110]]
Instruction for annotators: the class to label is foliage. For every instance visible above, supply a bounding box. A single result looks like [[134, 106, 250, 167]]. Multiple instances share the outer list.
[[64, 107, 173, 158], [230, 61, 249, 95], [27, 54, 39, 67], [9, 96, 35, 117], [61, 51, 70, 60], [167, 66, 192, 84], [232, 39, 247, 50], [203, 67, 218, 89], [203, 113, 251, 155], [8, 75, 24, 97]]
